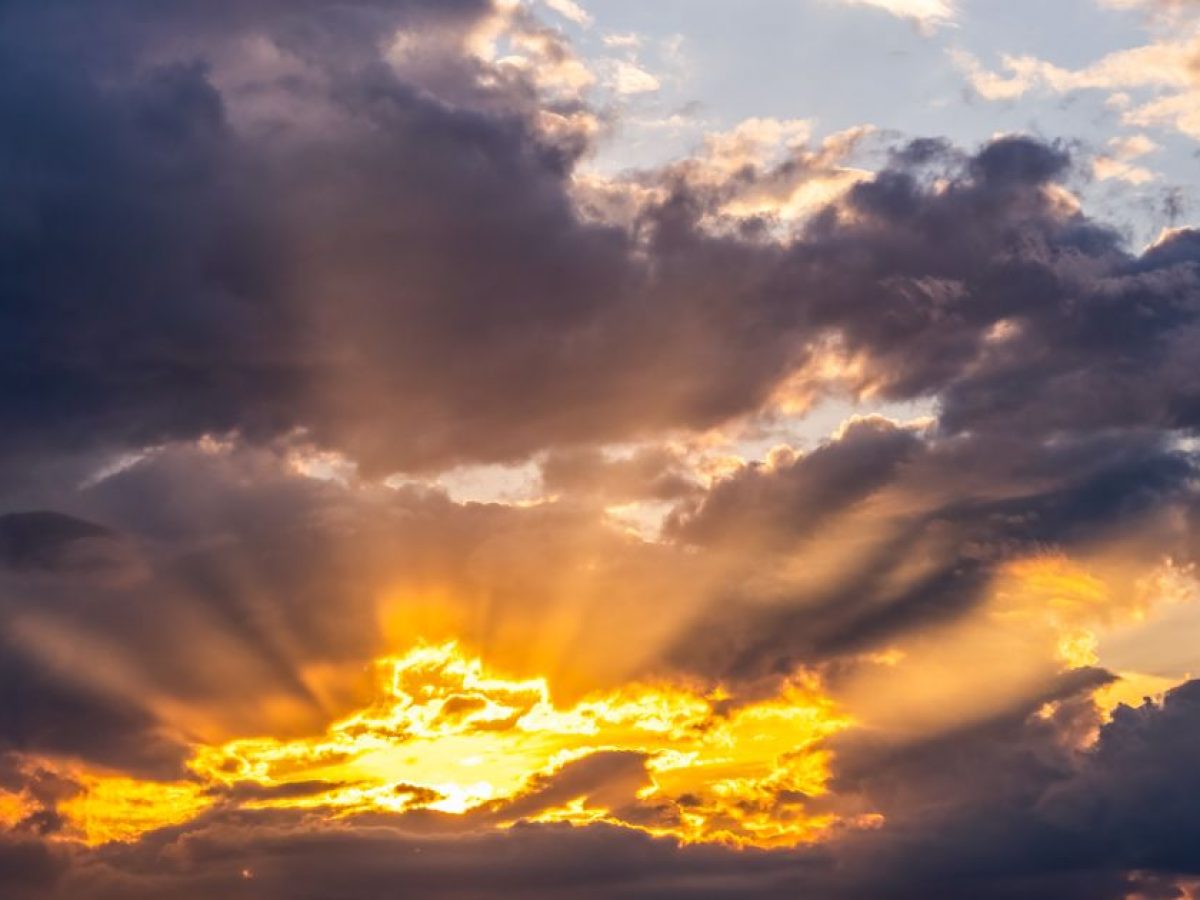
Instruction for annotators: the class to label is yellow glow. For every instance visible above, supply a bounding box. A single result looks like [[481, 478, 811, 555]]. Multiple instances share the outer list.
[[995, 556, 1110, 625], [150, 643, 852, 849], [0, 788, 34, 830], [1095, 671, 1186, 717], [1056, 630, 1100, 668], [57, 772, 213, 845]]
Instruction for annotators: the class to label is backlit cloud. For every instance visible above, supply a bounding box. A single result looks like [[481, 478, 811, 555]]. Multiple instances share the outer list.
[[1, 1, 1200, 898], [839, 0, 958, 29]]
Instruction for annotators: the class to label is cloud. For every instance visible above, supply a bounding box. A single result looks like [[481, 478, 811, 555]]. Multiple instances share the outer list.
[[952, 31, 1200, 140], [2, 0, 1199, 484], [1093, 134, 1160, 184], [0, 641, 189, 778], [607, 59, 661, 94], [0, 514, 124, 575], [1042, 679, 1200, 873], [539, 446, 701, 504], [663, 418, 1197, 683], [838, 0, 958, 29], [0, 411, 1189, 873], [50, 816, 834, 900], [542, 0, 592, 27], [3, 680, 1197, 900], [1, 0, 1200, 897]]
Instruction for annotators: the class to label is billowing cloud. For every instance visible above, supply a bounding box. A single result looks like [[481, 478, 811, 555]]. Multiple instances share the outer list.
[[2, 0, 1200, 898], [3, 0, 1200, 481]]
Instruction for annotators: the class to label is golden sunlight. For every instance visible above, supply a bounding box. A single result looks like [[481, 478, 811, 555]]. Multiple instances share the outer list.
[[61, 643, 858, 849]]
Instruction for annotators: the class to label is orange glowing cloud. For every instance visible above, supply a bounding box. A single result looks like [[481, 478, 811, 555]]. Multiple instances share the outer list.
[[52, 643, 859, 850]]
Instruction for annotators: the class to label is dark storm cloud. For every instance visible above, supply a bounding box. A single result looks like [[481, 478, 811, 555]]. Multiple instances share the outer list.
[[1, 0, 489, 66], [0, 0, 605, 476], [0, 40, 298, 465], [49, 815, 827, 900], [0, 837, 66, 900], [3, 0, 1199, 479], [1042, 679, 1200, 874], [813, 675, 1118, 900], [795, 149, 1200, 432], [817, 138, 1200, 438], [820, 678, 1200, 900]]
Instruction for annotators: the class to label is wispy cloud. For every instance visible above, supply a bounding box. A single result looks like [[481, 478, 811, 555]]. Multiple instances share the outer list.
[[839, 0, 958, 29], [607, 58, 661, 94], [952, 34, 1200, 139], [542, 0, 593, 28]]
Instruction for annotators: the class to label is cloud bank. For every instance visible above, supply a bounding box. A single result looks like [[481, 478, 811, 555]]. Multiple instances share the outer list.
[[0, 1, 1199, 898]]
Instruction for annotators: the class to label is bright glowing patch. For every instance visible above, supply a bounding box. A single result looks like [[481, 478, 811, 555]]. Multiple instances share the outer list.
[[57, 773, 213, 846], [191, 644, 853, 847], [0, 789, 35, 830], [993, 556, 1112, 668], [56, 643, 857, 848]]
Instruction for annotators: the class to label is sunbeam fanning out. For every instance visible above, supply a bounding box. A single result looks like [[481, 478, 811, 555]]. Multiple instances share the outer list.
[[5, 0, 1200, 897]]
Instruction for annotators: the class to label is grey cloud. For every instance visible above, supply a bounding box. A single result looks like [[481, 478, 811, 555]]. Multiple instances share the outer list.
[[480, 751, 652, 824], [826, 678, 1200, 899], [0, 513, 120, 575], [540, 447, 702, 504], [5, 0, 1199, 479], [1042, 679, 1200, 874], [665, 417, 922, 551], [663, 419, 1196, 681], [0, 837, 67, 900], [0, 642, 188, 778]]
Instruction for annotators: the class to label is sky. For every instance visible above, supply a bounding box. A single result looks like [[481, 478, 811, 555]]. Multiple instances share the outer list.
[[1, 1, 1200, 898]]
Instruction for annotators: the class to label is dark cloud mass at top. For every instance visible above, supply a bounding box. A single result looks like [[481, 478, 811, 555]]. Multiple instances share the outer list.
[[1, 0, 1200, 897], [2, 0, 1199, 476]]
